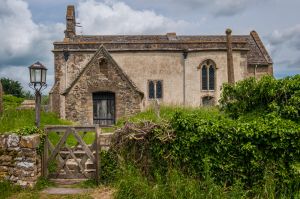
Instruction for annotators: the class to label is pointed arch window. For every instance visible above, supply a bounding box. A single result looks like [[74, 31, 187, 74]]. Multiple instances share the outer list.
[[201, 60, 216, 91], [202, 65, 208, 90]]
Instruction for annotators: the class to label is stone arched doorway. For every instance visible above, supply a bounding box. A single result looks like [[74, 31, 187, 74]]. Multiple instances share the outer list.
[[92, 92, 115, 126]]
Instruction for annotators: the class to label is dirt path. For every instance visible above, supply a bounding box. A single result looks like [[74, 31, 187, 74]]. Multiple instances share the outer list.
[[9, 186, 115, 199]]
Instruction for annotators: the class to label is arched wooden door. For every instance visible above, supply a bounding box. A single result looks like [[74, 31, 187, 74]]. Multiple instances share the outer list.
[[93, 92, 115, 126]]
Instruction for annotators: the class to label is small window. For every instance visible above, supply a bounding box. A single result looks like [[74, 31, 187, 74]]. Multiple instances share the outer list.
[[201, 60, 216, 91], [149, 81, 155, 99], [156, 81, 163, 99], [148, 80, 163, 99]]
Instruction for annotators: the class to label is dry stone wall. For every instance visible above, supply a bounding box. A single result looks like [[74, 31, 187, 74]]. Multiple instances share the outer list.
[[0, 134, 41, 187]]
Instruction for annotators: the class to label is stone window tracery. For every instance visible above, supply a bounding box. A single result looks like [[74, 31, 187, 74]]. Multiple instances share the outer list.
[[201, 60, 216, 91]]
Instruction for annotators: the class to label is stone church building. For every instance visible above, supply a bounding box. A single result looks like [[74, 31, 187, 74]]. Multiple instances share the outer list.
[[49, 5, 273, 125]]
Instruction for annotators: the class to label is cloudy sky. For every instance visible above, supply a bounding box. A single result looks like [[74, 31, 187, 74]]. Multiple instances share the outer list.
[[0, 0, 299, 93]]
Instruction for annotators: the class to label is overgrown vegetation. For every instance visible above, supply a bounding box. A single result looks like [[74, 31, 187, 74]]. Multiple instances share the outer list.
[[220, 75, 300, 121], [106, 75, 300, 198]]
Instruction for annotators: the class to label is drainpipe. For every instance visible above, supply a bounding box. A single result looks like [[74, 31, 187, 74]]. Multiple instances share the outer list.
[[226, 29, 235, 84], [254, 64, 258, 79], [183, 49, 188, 106]]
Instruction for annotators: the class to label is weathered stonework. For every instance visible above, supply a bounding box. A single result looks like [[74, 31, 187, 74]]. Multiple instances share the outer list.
[[0, 134, 41, 187], [63, 46, 143, 125], [49, 5, 273, 124]]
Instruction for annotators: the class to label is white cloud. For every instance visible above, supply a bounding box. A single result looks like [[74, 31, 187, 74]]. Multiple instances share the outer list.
[[0, 0, 64, 92], [77, 0, 191, 35], [266, 24, 300, 78]]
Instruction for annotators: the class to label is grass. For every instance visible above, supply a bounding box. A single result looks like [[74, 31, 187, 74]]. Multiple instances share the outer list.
[[0, 95, 71, 133], [48, 131, 96, 146], [116, 105, 221, 125], [114, 165, 300, 199]]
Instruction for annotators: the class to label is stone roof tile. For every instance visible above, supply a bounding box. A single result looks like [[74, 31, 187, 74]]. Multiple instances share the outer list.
[[54, 32, 272, 66]]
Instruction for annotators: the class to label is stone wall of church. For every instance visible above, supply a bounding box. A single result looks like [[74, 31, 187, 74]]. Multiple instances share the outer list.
[[50, 52, 94, 118], [51, 48, 270, 122], [111, 51, 247, 107], [182, 51, 248, 106], [51, 50, 250, 115], [64, 54, 142, 125], [111, 52, 184, 107]]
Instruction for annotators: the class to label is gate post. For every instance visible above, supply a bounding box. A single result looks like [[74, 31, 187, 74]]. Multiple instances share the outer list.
[[95, 125, 101, 185], [42, 131, 49, 178]]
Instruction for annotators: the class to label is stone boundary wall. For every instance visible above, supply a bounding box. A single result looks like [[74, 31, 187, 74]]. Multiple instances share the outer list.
[[0, 134, 41, 187], [99, 133, 113, 150]]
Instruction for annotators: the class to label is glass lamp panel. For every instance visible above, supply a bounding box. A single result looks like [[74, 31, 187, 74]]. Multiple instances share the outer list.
[[35, 69, 41, 83], [42, 69, 47, 83], [30, 69, 35, 83]]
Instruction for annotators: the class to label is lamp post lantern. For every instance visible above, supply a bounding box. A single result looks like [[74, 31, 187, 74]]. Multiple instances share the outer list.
[[29, 62, 47, 128]]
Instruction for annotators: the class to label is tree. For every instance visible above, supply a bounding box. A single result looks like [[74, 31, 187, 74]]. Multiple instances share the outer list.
[[0, 78, 24, 98]]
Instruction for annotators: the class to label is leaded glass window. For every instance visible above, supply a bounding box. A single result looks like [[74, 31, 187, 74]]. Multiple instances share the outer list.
[[148, 80, 163, 99], [202, 65, 208, 90], [209, 65, 215, 90], [201, 60, 216, 91], [149, 81, 155, 99], [156, 81, 162, 99]]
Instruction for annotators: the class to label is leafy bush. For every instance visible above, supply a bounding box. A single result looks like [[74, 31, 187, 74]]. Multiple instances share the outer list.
[[111, 108, 300, 196], [169, 111, 300, 192], [220, 75, 300, 121], [100, 150, 118, 183]]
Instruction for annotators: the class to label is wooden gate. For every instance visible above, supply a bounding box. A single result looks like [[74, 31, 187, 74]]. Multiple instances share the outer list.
[[42, 126, 101, 183]]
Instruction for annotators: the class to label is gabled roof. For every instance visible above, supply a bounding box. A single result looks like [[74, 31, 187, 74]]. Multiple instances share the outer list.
[[53, 31, 272, 66], [62, 45, 144, 96], [248, 31, 273, 65]]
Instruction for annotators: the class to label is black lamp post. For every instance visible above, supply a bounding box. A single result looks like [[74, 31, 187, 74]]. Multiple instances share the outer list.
[[29, 62, 47, 128]]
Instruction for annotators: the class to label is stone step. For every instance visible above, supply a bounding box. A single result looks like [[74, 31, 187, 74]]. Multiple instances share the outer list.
[[50, 178, 88, 185], [63, 159, 95, 170], [59, 150, 96, 159], [42, 187, 91, 195]]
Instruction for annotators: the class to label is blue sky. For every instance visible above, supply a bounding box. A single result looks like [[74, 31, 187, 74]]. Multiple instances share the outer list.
[[0, 0, 300, 93]]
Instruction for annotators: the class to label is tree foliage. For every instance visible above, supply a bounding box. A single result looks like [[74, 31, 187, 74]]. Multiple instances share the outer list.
[[220, 75, 300, 121], [0, 77, 24, 98]]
